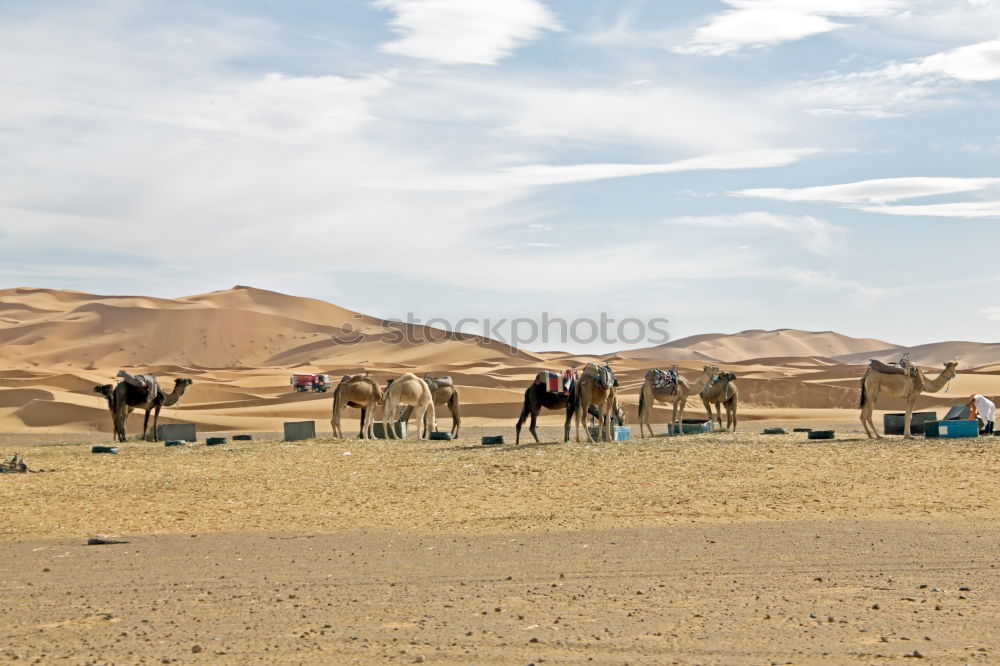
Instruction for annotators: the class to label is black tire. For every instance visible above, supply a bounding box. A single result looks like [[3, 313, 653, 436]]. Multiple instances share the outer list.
[[206, 437, 227, 446], [763, 428, 787, 435], [91, 446, 118, 454], [429, 432, 452, 441], [164, 440, 186, 447], [481, 435, 505, 446], [233, 435, 252, 441], [808, 430, 835, 440]]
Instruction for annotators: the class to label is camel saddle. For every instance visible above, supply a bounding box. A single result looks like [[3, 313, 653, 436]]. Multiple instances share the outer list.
[[581, 363, 617, 389], [535, 370, 575, 394], [424, 376, 454, 391], [116, 370, 159, 400], [645, 368, 678, 395], [868, 359, 917, 377]]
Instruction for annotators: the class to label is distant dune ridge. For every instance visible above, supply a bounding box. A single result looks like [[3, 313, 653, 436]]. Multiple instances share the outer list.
[[0, 285, 994, 435]]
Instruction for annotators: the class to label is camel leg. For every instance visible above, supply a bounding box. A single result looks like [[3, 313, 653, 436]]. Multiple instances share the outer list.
[[861, 401, 877, 439], [358, 407, 367, 439], [365, 404, 375, 440], [426, 403, 436, 439], [515, 400, 529, 445], [142, 408, 152, 441], [714, 403, 723, 430], [582, 399, 596, 443], [384, 398, 397, 440], [903, 400, 915, 440], [637, 391, 646, 438], [152, 404, 162, 442], [449, 391, 460, 438]]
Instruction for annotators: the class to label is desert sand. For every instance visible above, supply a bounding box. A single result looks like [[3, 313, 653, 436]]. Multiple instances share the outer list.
[[2, 286, 999, 664]]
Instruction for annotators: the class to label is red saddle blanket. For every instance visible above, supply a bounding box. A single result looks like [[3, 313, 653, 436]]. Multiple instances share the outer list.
[[535, 370, 575, 394]]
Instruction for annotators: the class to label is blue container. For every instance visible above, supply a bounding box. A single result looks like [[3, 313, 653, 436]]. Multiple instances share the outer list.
[[937, 419, 979, 438], [588, 425, 631, 441], [667, 420, 713, 435]]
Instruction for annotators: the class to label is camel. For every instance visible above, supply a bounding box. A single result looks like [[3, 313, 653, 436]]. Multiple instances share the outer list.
[[331, 374, 383, 439], [514, 372, 625, 445], [400, 378, 461, 438], [637, 365, 718, 437], [515, 371, 579, 445], [93, 377, 193, 442], [700, 371, 738, 432], [381, 373, 436, 440], [575, 363, 618, 443], [860, 360, 958, 439]]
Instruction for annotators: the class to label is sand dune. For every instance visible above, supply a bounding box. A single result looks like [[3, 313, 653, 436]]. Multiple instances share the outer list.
[[0, 286, 995, 435], [834, 340, 1000, 369], [624, 329, 900, 363]]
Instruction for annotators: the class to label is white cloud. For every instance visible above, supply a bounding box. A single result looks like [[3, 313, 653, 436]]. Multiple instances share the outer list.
[[981, 306, 1000, 321], [393, 149, 818, 191], [434, 78, 806, 154], [675, 0, 904, 56], [773, 267, 887, 301], [860, 201, 1000, 218], [375, 0, 561, 65], [794, 40, 1000, 116], [668, 212, 841, 254], [735, 177, 1000, 204]]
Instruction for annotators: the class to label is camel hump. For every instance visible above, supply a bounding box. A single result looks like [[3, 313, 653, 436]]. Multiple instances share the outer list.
[[868, 359, 913, 376], [424, 375, 453, 389], [581, 363, 616, 389], [117, 371, 160, 400]]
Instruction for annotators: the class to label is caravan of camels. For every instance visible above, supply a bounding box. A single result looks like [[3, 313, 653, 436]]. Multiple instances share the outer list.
[[93, 358, 963, 443]]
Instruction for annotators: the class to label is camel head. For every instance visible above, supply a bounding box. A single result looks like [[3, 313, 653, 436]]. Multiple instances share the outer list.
[[175, 378, 193, 389], [614, 402, 626, 426], [93, 384, 114, 401], [703, 365, 720, 376], [942, 361, 958, 378], [720, 371, 737, 382]]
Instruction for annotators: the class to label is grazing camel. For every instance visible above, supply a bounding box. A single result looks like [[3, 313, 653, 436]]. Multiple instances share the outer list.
[[700, 371, 738, 432], [860, 360, 958, 439], [331, 374, 382, 439], [382, 373, 435, 440], [515, 371, 580, 445], [400, 377, 461, 438], [575, 363, 618, 443], [637, 366, 718, 437], [94, 377, 193, 442]]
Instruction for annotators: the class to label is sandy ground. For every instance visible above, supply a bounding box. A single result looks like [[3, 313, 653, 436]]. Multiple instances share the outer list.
[[3, 521, 998, 665], [3, 432, 1000, 664]]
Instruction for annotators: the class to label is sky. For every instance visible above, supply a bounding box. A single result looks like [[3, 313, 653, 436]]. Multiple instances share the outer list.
[[1, 0, 999, 352]]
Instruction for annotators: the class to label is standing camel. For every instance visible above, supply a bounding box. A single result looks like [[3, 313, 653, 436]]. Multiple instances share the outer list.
[[382, 373, 436, 440], [331, 374, 382, 439], [637, 366, 718, 437], [860, 360, 958, 439], [514, 370, 579, 445], [700, 371, 738, 432], [94, 377, 193, 442], [400, 377, 461, 438], [575, 363, 618, 443]]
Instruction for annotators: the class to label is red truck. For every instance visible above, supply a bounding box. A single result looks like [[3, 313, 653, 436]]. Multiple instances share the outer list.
[[290, 373, 331, 393]]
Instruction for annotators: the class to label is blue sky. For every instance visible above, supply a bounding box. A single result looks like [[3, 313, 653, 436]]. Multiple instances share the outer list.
[[1, 0, 999, 351]]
